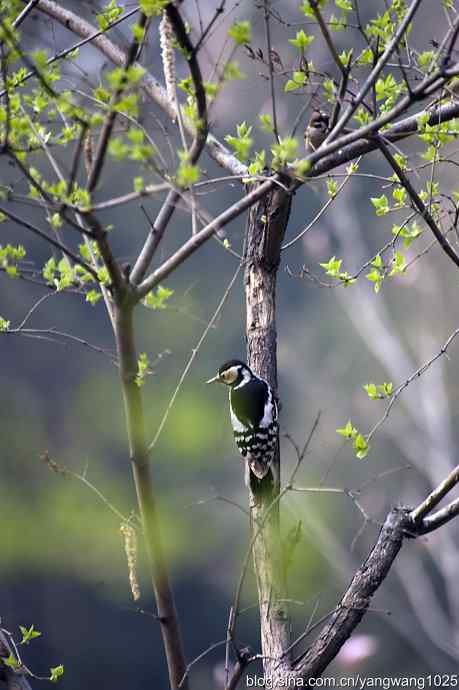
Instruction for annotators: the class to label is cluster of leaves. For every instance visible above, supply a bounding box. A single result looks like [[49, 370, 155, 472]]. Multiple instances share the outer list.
[[0, 243, 26, 278], [417, 112, 459, 162], [363, 381, 393, 400], [42, 244, 108, 303], [143, 285, 174, 310], [1, 624, 64, 683], [366, 251, 407, 294], [108, 127, 155, 165], [320, 256, 356, 286], [336, 420, 369, 460]]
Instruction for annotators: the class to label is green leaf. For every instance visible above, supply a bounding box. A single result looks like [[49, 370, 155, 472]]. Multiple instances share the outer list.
[[86, 289, 102, 306], [271, 137, 298, 167], [353, 434, 369, 459], [50, 665, 64, 683], [176, 151, 200, 187], [320, 255, 342, 277], [134, 177, 144, 193], [363, 383, 379, 400], [258, 114, 274, 133], [366, 269, 383, 293], [3, 653, 21, 671], [288, 31, 314, 50], [228, 20, 251, 45], [371, 194, 389, 216], [135, 352, 150, 387], [96, 1, 123, 31], [139, 0, 169, 17], [43, 257, 57, 285], [327, 178, 337, 198], [284, 70, 307, 92], [418, 50, 435, 73], [143, 285, 174, 310], [225, 121, 253, 162], [380, 382, 393, 396], [336, 420, 357, 439], [0, 316, 10, 332], [389, 250, 407, 276], [357, 47, 373, 65], [392, 186, 406, 207], [49, 212, 63, 230], [336, 0, 352, 10], [300, 0, 326, 18], [19, 624, 42, 645]]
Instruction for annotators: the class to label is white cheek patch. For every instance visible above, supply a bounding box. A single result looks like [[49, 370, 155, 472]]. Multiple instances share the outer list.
[[233, 368, 251, 389]]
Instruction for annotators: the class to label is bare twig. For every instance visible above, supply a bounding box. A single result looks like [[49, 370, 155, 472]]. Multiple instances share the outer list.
[[42, 452, 128, 522], [148, 263, 242, 452], [263, 0, 280, 143], [411, 464, 459, 523], [367, 326, 459, 444], [376, 136, 459, 269], [130, 3, 209, 285], [309, 0, 348, 78]]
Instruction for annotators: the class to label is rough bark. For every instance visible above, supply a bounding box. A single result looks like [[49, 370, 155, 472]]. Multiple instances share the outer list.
[[293, 507, 413, 680], [244, 179, 292, 678]]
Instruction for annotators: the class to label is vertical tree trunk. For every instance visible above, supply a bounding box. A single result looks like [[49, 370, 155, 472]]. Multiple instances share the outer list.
[[244, 180, 292, 679], [113, 302, 188, 690]]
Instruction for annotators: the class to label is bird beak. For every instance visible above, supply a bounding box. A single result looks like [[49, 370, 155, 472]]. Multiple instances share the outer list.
[[206, 374, 220, 384]]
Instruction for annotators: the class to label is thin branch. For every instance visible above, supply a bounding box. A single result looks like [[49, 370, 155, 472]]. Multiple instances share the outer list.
[[263, 0, 280, 143], [16, 291, 59, 330], [148, 263, 241, 452], [5, 327, 118, 363], [0, 6, 141, 99], [136, 178, 276, 298], [411, 464, 459, 523], [326, 0, 423, 141], [366, 326, 459, 444], [309, 0, 347, 78], [42, 452, 128, 522], [282, 163, 356, 250], [87, 13, 148, 192], [0, 205, 99, 280], [417, 497, 459, 534], [12, 0, 40, 28], [130, 2, 209, 285], [36, 0, 246, 177], [376, 136, 459, 269], [193, 1, 226, 56], [178, 640, 227, 689]]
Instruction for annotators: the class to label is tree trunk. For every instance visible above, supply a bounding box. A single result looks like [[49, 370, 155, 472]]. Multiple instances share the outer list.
[[113, 302, 188, 690], [244, 180, 292, 679]]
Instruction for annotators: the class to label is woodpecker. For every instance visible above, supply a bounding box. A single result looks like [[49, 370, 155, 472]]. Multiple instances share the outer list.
[[304, 110, 330, 153], [207, 359, 278, 482]]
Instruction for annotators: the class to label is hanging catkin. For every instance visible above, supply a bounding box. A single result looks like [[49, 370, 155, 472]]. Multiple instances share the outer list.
[[120, 522, 141, 601], [159, 12, 176, 108]]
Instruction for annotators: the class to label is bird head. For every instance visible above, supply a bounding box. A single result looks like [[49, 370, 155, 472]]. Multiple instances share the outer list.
[[206, 359, 252, 387], [304, 110, 330, 152]]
